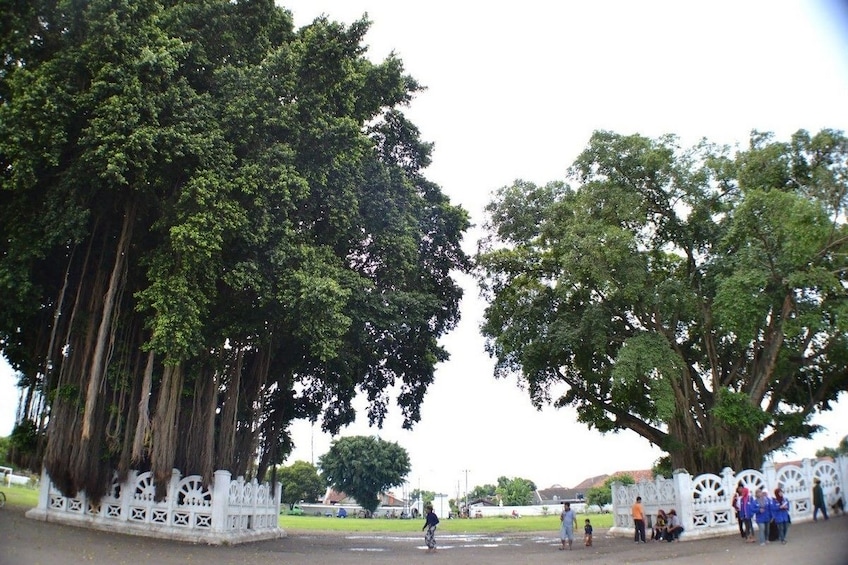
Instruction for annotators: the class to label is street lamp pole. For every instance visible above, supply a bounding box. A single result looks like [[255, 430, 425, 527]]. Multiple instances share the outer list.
[[463, 469, 469, 514]]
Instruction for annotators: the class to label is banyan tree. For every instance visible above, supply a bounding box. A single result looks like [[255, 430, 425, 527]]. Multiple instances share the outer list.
[[0, 0, 469, 502]]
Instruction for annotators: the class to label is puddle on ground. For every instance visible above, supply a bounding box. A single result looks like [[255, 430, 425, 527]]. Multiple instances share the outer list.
[[345, 533, 549, 552]]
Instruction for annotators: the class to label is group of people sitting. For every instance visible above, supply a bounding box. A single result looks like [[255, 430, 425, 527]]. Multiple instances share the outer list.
[[650, 508, 684, 542]]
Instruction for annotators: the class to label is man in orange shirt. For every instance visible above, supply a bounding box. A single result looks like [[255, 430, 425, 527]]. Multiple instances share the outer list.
[[632, 496, 647, 543]]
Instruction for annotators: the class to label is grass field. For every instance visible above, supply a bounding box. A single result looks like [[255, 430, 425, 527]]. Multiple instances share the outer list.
[[1, 483, 39, 509], [279, 512, 614, 533]]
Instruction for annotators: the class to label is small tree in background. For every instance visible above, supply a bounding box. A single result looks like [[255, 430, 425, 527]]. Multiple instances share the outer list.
[[495, 476, 536, 506], [0, 435, 11, 468], [410, 489, 435, 507], [467, 483, 497, 503], [652, 456, 673, 479], [274, 460, 325, 509], [815, 436, 848, 459], [585, 473, 636, 512], [319, 436, 410, 516]]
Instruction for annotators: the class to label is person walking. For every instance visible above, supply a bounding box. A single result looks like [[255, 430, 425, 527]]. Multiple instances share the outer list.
[[770, 487, 791, 544], [631, 496, 647, 543], [812, 478, 829, 521], [730, 490, 745, 538], [752, 487, 772, 545], [422, 502, 440, 553], [559, 501, 578, 550], [735, 484, 755, 542]]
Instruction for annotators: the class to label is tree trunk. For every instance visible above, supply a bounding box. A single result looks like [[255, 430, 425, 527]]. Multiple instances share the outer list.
[[667, 417, 765, 474], [131, 350, 155, 465], [117, 345, 145, 482], [232, 348, 270, 479], [178, 365, 217, 484], [151, 363, 183, 499], [216, 349, 243, 471], [81, 203, 134, 440]]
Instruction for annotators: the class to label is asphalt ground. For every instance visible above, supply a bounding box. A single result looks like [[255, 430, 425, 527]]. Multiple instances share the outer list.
[[0, 504, 845, 565]]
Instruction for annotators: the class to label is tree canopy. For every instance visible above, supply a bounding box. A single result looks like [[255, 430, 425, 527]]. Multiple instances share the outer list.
[[495, 476, 536, 506], [318, 435, 410, 515], [0, 0, 468, 502], [467, 483, 497, 502], [274, 460, 325, 507], [585, 473, 634, 512], [410, 488, 436, 507], [815, 436, 848, 459], [476, 129, 848, 475]]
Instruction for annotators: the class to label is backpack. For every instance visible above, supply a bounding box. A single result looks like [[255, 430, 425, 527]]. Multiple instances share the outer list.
[[768, 519, 779, 542]]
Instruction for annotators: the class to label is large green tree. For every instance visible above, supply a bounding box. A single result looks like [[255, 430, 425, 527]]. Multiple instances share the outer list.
[[0, 0, 468, 501], [318, 435, 410, 515], [476, 129, 848, 475]]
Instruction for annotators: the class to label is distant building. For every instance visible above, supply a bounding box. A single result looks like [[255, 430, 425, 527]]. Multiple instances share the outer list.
[[467, 497, 497, 507], [535, 484, 584, 505], [534, 469, 655, 505], [321, 487, 407, 509]]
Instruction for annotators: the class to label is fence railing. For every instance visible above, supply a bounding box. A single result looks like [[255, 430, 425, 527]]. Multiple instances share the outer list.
[[26, 468, 283, 545]]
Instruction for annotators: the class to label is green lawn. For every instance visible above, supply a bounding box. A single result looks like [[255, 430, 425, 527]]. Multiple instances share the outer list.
[[279, 512, 613, 533], [1, 483, 40, 509]]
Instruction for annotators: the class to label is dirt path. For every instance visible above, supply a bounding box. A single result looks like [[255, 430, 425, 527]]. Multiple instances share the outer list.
[[1, 505, 845, 565]]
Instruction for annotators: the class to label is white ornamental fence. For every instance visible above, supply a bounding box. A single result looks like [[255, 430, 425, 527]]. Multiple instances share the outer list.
[[610, 456, 847, 540], [26, 468, 284, 545]]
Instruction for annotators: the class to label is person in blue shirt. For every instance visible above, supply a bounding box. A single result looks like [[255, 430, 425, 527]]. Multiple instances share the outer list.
[[735, 484, 755, 543], [752, 487, 772, 545], [560, 501, 578, 550], [770, 488, 791, 544]]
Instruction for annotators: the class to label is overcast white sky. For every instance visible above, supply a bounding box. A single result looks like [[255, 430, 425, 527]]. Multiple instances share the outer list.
[[2, 0, 848, 498]]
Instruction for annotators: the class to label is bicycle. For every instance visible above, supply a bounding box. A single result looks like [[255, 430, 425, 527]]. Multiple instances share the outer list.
[[0, 490, 6, 508]]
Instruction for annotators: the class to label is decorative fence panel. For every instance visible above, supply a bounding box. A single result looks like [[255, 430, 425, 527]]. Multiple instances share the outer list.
[[27, 468, 283, 545], [610, 456, 846, 541]]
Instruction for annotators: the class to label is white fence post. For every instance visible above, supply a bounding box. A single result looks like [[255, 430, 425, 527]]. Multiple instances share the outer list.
[[211, 469, 231, 533], [672, 469, 693, 532], [837, 455, 848, 510], [35, 467, 50, 511], [762, 460, 777, 492], [120, 470, 136, 521], [167, 469, 180, 525]]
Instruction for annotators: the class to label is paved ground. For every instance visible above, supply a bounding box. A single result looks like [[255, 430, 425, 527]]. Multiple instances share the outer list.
[[1, 504, 845, 565]]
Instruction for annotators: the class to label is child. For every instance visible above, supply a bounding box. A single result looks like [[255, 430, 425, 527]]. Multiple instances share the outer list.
[[422, 503, 440, 553], [584, 518, 593, 547], [830, 486, 844, 516], [652, 509, 667, 541]]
